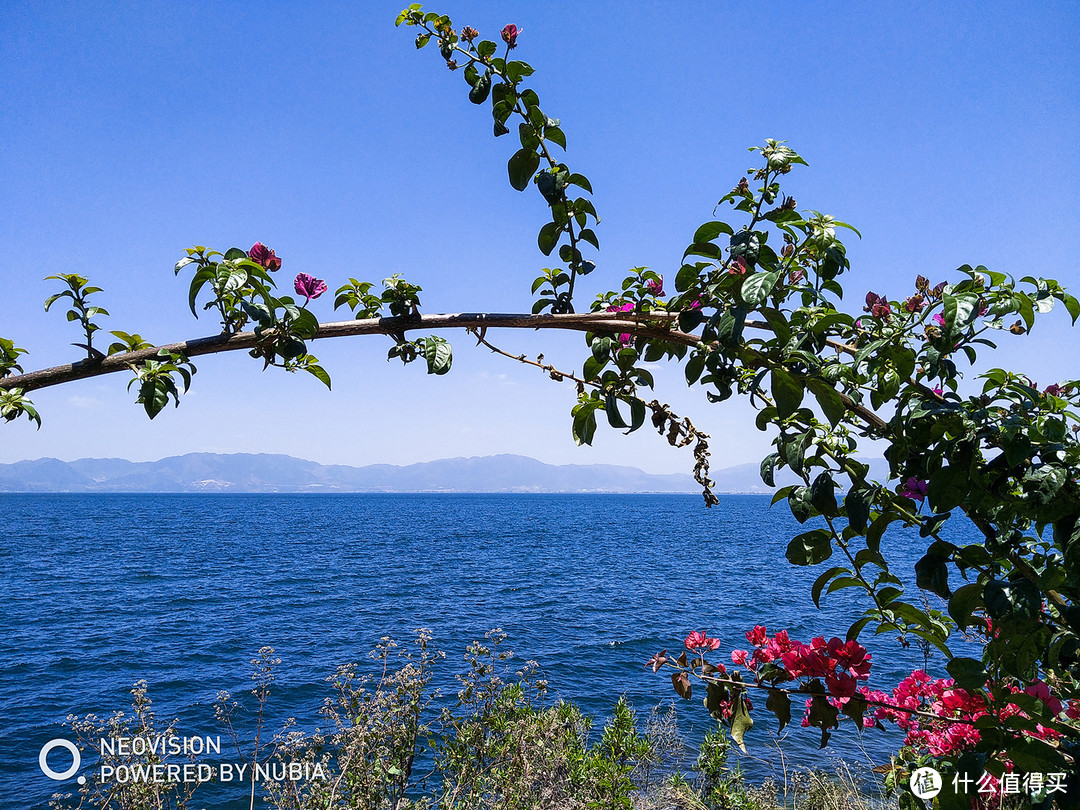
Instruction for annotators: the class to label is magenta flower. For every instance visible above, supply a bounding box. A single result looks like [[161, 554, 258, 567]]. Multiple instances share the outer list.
[[294, 273, 327, 301], [864, 291, 891, 318], [645, 276, 665, 297], [249, 242, 282, 272], [899, 477, 929, 502], [903, 294, 925, 313], [606, 301, 634, 346], [789, 268, 805, 284], [729, 256, 750, 276], [1045, 384, 1064, 397], [685, 630, 722, 651], [745, 625, 767, 647], [933, 313, 946, 327], [501, 24, 521, 48]]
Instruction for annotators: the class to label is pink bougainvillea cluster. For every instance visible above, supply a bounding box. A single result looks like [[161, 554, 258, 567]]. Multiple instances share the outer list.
[[652, 624, 1077, 769]]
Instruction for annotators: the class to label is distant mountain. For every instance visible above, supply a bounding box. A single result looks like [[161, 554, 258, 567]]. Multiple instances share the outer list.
[[0, 453, 892, 494]]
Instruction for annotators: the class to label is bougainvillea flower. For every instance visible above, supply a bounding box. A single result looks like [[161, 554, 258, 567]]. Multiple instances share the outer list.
[[899, 477, 928, 502], [731, 649, 750, 666], [644, 650, 668, 673], [903, 294, 925, 313], [605, 301, 634, 345], [501, 24, 521, 48], [729, 256, 750, 276], [249, 242, 282, 272], [745, 625, 767, 647], [684, 630, 722, 651], [863, 291, 891, 318], [294, 273, 327, 301], [1044, 383, 1064, 397], [645, 276, 664, 297]]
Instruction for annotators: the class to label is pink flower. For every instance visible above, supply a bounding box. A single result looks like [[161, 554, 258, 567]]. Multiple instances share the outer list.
[[294, 273, 327, 301], [863, 291, 891, 318], [788, 268, 805, 284], [745, 625, 767, 647], [249, 242, 282, 272], [932, 386, 944, 397], [605, 301, 634, 345], [1044, 383, 1064, 397], [729, 256, 749, 276], [1026, 680, 1064, 716], [501, 24, 521, 48], [645, 276, 665, 297], [899, 477, 928, 502], [685, 630, 722, 651], [645, 650, 668, 673], [903, 294, 925, 313], [932, 312, 946, 327], [731, 649, 750, 666]]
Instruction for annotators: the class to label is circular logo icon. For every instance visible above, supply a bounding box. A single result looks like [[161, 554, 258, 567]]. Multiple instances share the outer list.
[[39, 739, 81, 782], [910, 766, 943, 799]]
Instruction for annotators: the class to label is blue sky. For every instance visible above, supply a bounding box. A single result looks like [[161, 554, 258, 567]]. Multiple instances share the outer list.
[[1, 1, 1077, 474]]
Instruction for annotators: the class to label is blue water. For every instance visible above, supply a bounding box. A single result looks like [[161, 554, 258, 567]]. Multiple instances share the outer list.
[[0, 494, 966, 808]]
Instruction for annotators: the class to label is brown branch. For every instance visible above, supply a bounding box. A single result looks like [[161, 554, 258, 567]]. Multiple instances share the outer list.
[[0, 311, 698, 394]]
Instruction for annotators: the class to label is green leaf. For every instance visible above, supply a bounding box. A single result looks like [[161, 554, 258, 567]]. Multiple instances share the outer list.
[[928, 465, 967, 513], [786, 528, 832, 565], [507, 148, 540, 192], [812, 566, 850, 609], [138, 378, 172, 419], [729, 693, 753, 752], [739, 270, 781, 306], [692, 221, 733, 243], [305, 363, 332, 390], [806, 378, 845, 427], [765, 690, 791, 731], [759, 453, 778, 487], [605, 394, 629, 429], [567, 173, 592, 193], [537, 222, 560, 255], [704, 681, 728, 721], [572, 400, 598, 446], [809, 471, 837, 513], [544, 125, 566, 150], [423, 336, 452, 375], [945, 657, 988, 691], [771, 368, 803, 418]]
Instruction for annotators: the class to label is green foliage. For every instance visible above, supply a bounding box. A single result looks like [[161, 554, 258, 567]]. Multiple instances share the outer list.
[[126, 350, 196, 419], [44, 273, 110, 359], [399, 6, 598, 314], [0, 386, 40, 427]]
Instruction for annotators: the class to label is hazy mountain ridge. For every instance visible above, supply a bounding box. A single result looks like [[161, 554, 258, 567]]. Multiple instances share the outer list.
[[0, 453, 891, 494]]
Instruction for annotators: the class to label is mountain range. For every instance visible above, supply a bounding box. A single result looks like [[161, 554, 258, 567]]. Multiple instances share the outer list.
[[0, 453, 890, 494]]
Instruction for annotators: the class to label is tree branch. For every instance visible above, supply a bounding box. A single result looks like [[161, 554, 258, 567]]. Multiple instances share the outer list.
[[0, 311, 699, 394]]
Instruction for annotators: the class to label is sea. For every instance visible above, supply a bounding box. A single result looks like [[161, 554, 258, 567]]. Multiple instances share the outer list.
[[0, 493, 971, 809]]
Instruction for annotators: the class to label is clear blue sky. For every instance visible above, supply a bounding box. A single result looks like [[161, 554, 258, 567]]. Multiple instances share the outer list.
[[1, 2, 1077, 474]]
